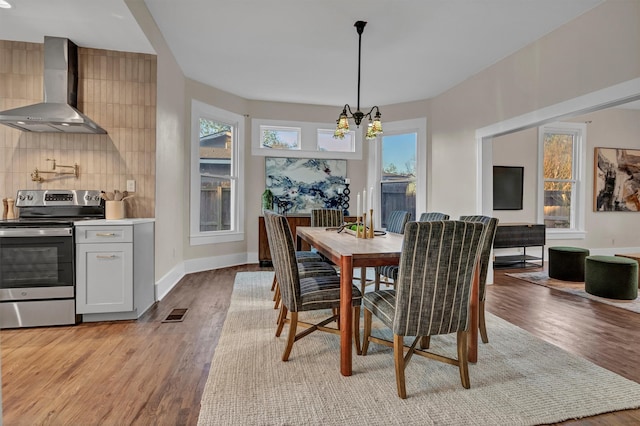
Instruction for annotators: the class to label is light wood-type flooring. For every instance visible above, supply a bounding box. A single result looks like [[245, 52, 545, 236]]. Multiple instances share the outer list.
[[1, 264, 639, 425]]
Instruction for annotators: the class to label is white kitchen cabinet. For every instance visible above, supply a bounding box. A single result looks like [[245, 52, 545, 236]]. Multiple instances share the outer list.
[[75, 220, 155, 321]]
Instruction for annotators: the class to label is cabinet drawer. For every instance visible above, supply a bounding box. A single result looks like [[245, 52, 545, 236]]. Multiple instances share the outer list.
[[75, 226, 133, 243]]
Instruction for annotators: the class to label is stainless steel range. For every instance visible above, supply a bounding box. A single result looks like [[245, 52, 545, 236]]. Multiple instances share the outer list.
[[0, 189, 104, 328]]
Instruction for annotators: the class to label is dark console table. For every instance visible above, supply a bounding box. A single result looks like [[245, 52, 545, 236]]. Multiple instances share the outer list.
[[493, 223, 546, 269], [258, 215, 356, 266]]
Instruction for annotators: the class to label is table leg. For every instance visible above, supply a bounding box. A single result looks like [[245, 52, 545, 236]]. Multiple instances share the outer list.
[[340, 255, 353, 376], [468, 261, 479, 363]]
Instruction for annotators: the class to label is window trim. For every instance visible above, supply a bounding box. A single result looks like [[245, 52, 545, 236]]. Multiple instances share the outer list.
[[251, 118, 362, 159], [371, 118, 427, 228], [190, 99, 245, 245], [537, 122, 587, 239], [259, 125, 301, 150]]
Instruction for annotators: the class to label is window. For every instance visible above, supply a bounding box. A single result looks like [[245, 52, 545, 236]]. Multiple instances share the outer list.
[[373, 118, 426, 229], [380, 132, 417, 227], [252, 118, 362, 159], [317, 129, 355, 152], [537, 122, 586, 238], [259, 126, 301, 150], [190, 100, 244, 245]]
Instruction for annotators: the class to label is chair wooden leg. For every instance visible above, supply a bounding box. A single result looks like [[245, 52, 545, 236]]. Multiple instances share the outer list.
[[275, 305, 288, 337], [353, 306, 361, 355], [272, 278, 278, 300], [394, 334, 407, 399], [282, 312, 298, 361], [479, 300, 488, 344], [273, 284, 281, 309], [276, 302, 285, 325], [362, 309, 372, 355], [457, 330, 470, 389], [419, 336, 430, 349], [374, 267, 381, 291], [360, 266, 367, 295]]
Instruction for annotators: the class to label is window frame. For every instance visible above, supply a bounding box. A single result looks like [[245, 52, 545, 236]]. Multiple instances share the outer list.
[[259, 125, 301, 150], [251, 118, 362, 159], [371, 118, 427, 228], [536, 122, 586, 239], [190, 99, 245, 245]]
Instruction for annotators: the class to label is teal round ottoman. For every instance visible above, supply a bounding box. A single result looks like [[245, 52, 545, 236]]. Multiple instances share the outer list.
[[548, 246, 590, 281], [585, 255, 638, 300]]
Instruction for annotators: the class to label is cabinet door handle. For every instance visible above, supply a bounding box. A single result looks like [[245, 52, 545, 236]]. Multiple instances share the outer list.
[[96, 255, 117, 259], [95, 233, 117, 237]]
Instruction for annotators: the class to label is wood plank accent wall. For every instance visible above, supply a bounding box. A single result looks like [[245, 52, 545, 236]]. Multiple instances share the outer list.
[[0, 40, 157, 218]]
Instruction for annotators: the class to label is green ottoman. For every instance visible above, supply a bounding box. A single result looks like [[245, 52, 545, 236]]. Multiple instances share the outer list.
[[585, 255, 638, 300], [548, 246, 590, 281]]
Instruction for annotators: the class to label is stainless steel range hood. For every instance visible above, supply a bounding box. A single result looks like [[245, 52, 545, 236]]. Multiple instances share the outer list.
[[0, 36, 107, 134]]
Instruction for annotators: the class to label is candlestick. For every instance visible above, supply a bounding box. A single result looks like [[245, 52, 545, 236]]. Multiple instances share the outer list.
[[341, 183, 350, 216], [362, 189, 366, 219], [368, 209, 374, 238]]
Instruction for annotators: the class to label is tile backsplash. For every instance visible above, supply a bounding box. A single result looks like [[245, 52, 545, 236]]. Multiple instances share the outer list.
[[0, 40, 157, 218]]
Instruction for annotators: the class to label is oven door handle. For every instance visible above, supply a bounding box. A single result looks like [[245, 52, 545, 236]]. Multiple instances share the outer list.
[[0, 228, 73, 237]]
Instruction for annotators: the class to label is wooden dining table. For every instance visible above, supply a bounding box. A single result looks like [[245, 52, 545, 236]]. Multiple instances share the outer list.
[[296, 226, 480, 376]]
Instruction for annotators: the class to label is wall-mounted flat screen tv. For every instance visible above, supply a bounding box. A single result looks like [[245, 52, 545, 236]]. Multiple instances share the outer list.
[[493, 166, 524, 210]]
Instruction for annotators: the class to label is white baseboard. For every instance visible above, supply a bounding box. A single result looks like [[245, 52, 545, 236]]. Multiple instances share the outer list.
[[184, 252, 249, 274], [586, 246, 640, 256], [155, 262, 186, 301], [155, 252, 260, 301]]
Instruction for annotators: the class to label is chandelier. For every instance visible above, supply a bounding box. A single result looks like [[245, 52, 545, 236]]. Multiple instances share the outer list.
[[334, 21, 383, 140]]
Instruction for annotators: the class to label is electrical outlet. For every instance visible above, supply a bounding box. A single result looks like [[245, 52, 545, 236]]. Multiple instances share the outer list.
[[126, 180, 136, 192]]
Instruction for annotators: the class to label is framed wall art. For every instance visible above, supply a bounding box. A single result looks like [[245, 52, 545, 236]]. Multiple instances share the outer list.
[[594, 147, 640, 211], [265, 157, 347, 214]]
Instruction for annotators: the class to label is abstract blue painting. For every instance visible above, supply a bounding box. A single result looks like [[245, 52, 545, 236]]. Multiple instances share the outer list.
[[265, 157, 347, 214]]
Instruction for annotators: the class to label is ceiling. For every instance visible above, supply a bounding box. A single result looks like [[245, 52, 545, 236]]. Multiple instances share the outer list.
[[2, 0, 628, 109]]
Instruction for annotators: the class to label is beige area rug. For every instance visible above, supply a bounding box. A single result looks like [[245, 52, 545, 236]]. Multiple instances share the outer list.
[[506, 271, 640, 314], [197, 271, 640, 426]]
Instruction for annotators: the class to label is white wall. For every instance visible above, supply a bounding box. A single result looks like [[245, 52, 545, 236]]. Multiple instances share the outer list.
[[126, 0, 186, 296], [492, 107, 640, 251], [127, 0, 640, 283], [430, 0, 640, 221]]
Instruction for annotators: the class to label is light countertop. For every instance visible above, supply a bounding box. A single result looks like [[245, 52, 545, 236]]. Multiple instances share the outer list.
[[75, 218, 155, 226]]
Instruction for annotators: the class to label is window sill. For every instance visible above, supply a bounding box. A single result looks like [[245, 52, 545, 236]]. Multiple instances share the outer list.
[[546, 230, 586, 240], [190, 231, 244, 246]]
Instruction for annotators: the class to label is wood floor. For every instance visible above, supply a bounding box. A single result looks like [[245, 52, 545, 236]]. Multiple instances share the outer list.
[[1, 264, 639, 425]]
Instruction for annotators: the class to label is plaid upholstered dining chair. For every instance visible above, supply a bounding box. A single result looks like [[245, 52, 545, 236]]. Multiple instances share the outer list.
[[264, 211, 363, 361], [459, 215, 499, 344], [264, 210, 336, 311], [361, 220, 485, 398], [310, 208, 344, 264], [375, 210, 412, 291], [418, 211, 450, 222], [377, 212, 451, 288], [310, 208, 344, 227]]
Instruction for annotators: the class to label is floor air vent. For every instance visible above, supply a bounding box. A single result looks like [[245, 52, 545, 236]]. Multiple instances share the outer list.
[[163, 308, 188, 323]]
